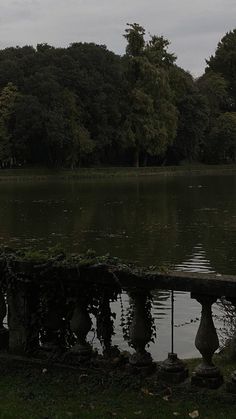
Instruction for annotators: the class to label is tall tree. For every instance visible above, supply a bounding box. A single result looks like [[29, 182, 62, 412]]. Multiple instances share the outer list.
[[168, 67, 209, 163], [124, 23, 145, 57], [208, 112, 236, 162], [123, 24, 177, 167], [206, 30, 236, 108], [0, 83, 19, 166], [198, 71, 230, 117]]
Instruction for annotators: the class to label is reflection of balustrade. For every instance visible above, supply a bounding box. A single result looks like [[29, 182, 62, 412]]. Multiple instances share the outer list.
[[1, 254, 236, 390]]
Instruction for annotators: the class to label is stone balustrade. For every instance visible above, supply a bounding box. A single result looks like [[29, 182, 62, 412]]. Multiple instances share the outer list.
[[0, 249, 236, 391]]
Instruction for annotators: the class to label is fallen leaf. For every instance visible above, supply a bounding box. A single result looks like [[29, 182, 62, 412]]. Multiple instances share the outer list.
[[173, 413, 180, 416], [141, 388, 150, 395], [163, 395, 170, 401], [189, 410, 199, 418], [134, 411, 142, 415], [42, 368, 47, 374]]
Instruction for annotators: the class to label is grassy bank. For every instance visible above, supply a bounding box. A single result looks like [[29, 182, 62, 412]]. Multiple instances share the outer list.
[[0, 356, 235, 419], [0, 164, 236, 182]]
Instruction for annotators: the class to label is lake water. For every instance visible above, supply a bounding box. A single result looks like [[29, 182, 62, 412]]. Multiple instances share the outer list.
[[1, 174, 236, 360]]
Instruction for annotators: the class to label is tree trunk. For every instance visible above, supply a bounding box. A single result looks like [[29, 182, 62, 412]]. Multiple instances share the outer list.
[[134, 148, 139, 168], [143, 154, 148, 167]]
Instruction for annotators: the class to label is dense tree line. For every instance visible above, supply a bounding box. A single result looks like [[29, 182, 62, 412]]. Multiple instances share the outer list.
[[0, 24, 236, 168]]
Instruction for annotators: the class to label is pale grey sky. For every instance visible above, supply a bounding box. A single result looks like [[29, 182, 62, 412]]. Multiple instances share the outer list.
[[1, 0, 236, 76]]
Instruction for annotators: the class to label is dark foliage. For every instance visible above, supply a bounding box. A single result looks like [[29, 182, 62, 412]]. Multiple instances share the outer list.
[[0, 26, 236, 167]]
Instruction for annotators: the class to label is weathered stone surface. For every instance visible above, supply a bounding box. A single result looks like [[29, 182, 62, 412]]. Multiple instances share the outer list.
[[129, 291, 153, 367], [191, 294, 223, 389], [0, 249, 236, 298], [0, 249, 236, 385], [8, 285, 29, 354], [0, 291, 8, 349], [158, 353, 188, 384], [68, 299, 92, 362]]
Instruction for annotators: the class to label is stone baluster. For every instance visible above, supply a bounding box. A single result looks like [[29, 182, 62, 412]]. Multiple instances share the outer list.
[[159, 291, 188, 384], [0, 289, 8, 349], [8, 282, 35, 354], [41, 303, 64, 355], [68, 297, 92, 363], [39, 280, 69, 358], [96, 293, 118, 357], [191, 293, 223, 388], [225, 297, 236, 392], [128, 290, 153, 369]]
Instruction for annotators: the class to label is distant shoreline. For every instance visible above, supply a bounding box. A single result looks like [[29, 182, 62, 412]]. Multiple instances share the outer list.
[[0, 164, 236, 181]]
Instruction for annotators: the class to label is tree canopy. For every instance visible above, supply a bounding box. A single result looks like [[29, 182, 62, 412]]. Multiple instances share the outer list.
[[0, 25, 235, 168]]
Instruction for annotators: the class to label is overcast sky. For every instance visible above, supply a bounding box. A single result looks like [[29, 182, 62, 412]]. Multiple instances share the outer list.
[[1, 0, 236, 76]]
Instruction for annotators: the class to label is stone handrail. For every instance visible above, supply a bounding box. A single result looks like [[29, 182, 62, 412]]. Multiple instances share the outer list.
[[0, 249, 235, 391]]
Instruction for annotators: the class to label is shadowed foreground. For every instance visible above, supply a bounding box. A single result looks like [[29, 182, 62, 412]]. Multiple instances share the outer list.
[[0, 356, 236, 419]]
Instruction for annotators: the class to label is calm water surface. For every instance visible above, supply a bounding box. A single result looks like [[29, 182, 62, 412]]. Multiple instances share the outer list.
[[1, 174, 236, 359]]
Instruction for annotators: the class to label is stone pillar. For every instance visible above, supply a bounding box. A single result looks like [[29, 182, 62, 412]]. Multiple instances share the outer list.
[[159, 353, 189, 384], [223, 297, 236, 360], [159, 290, 188, 383], [8, 283, 31, 354], [191, 293, 223, 388], [96, 293, 119, 358], [128, 291, 153, 368], [225, 298, 236, 393], [0, 289, 8, 349], [41, 304, 64, 353], [68, 298, 92, 363]]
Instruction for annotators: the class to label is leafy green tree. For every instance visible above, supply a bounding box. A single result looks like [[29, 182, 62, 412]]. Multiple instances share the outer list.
[[196, 71, 231, 162], [144, 36, 177, 162], [12, 94, 45, 164], [0, 83, 19, 166], [1, 28, 232, 168], [206, 30, 236, 107], [123, 24, 177, 167], [174, 92, 209, 162], [66, 42, 123, 164], [145, 35, 176, 67], [0, 83, 18, 120], [0, 118, 10, 166], [197, 71, 230, 117], [208, 112, 236, 162], [61, 89, 94, 168], [124, 23, 145, 57], [168, 67, 209, 163]]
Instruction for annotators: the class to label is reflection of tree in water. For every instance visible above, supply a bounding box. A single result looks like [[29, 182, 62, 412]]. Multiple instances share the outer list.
[[0, 182, 97, 251], [1, 175, 236, 276], [0, 177, 201, 261], [72, 177, 195, 266]]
